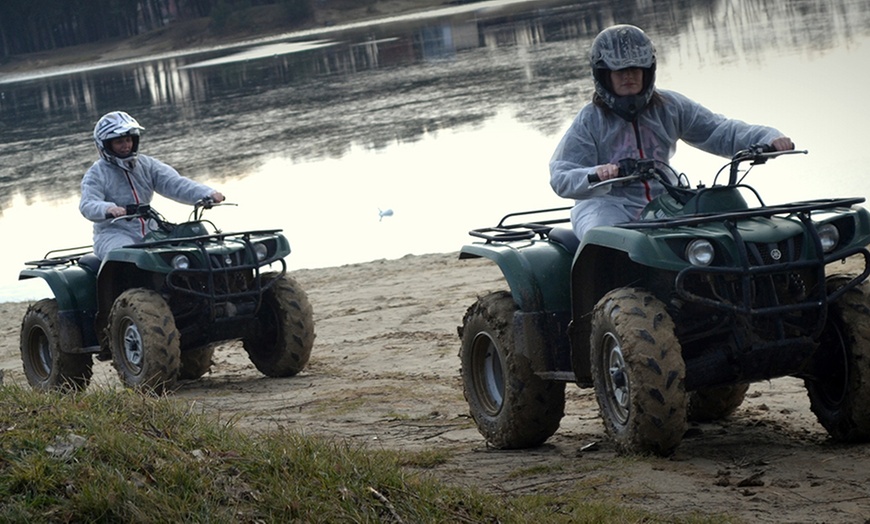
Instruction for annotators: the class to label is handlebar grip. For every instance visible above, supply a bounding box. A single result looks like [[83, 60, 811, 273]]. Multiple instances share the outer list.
[[587, 173, 601, 184], [749, 143, 776, 154]]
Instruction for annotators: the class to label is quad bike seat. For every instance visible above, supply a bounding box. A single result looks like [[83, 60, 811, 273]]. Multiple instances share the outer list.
[[548, 226, 580, 254], [78, 254, 102, 274]]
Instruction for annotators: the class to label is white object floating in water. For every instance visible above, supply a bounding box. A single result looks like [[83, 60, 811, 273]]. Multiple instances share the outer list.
[[378, 208, 394, 222]]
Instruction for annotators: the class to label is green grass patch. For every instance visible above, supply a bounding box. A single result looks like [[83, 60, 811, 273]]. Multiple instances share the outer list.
[[0, 385, 736, 523]]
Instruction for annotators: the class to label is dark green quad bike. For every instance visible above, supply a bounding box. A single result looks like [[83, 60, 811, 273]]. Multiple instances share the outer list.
[[458, 146, 870, 456], [19, 199, 315, 394]]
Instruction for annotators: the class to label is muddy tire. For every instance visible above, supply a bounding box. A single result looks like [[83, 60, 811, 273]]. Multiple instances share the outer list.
[[107, 288, 181, 394], [20, 299, 93, 392], [458, 291, 565, 449], [591, 287, 687, 456], [687, 384, 749, 422], [805, 276, 870, 441], [179, 344, 216, 380], [243, 274, 314, 377]]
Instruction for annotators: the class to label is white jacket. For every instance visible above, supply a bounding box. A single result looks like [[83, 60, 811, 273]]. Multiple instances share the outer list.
[[79, 154, 216, 258], [549, 89, 784, 240]]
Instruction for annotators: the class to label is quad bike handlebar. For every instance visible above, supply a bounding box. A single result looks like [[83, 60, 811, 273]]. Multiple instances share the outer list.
[[586, 158, 665, 186], [587, 158, 694, 205], [585, 143, 807, 188], [106, 197, 235, 231], [721, 145, 807, 185]]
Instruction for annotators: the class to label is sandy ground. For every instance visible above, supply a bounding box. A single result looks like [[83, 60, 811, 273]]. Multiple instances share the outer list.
[[3, 252, 870, 523]]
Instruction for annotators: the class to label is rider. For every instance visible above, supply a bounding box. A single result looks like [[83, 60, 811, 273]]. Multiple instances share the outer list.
[[79, 111, 225, 258], [549, 24, 794, 241]]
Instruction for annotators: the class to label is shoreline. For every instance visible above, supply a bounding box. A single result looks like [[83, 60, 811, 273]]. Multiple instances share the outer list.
[[0, 251, 464, 304], [0, 0, 466, 76]]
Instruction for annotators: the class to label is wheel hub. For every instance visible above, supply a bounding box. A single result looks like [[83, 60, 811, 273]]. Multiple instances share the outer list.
[[30, 329, 52, 378], [121, 320, 144, 373], [604, 333, 631, 425], [473, 333, 505, 414]]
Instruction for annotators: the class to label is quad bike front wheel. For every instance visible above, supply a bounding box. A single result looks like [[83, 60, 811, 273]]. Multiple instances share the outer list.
[[243, 274, 314, 377], [459, 291, 565, 449], [591, 287, 687, 456], [107, 288, 181, 394], [20, 299, 93, 392], [805, 276, 870, 441]]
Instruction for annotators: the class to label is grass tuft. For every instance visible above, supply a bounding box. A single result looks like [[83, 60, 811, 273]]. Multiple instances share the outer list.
[[0, 385, 736, 523]]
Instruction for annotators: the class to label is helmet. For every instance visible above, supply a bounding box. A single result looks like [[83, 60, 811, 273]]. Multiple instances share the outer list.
[[93, 111, 145, 170], [589, 25, 657, 121]]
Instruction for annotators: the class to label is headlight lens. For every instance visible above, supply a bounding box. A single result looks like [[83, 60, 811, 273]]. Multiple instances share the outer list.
[[817, 223, 840, 253], [686, 239, 715, 266], [171, 255, 190, 269], [253, 243, 268, 261]]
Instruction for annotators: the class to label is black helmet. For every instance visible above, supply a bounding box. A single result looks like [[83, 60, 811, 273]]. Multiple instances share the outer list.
[[589, 24, 657, 121]]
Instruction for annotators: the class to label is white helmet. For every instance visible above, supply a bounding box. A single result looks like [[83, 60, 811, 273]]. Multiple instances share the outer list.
[[93, 111, 145, 170]]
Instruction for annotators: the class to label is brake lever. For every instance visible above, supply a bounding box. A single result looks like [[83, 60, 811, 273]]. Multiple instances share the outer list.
[[587, 174, 642, 191]]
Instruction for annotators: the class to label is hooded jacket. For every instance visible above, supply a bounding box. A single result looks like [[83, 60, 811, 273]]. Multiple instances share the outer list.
[[79, 154, 216, 258], [549, 89, 784, 240]]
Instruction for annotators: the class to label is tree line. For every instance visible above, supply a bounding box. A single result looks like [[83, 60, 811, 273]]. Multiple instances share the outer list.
[[0, 0, 314, 58]]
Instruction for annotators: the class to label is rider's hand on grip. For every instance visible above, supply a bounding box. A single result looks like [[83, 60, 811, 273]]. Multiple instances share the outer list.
[[617, 158, 638, 176]]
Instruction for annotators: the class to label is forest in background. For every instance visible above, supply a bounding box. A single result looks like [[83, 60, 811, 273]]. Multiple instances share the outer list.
[[0, 0, 317, 58]]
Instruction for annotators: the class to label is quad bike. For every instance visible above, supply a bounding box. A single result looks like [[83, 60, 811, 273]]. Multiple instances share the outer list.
[[458, 146, 870, 455], [19, 198, 315, 394]]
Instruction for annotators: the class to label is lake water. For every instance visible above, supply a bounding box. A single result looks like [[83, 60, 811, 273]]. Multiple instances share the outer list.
[[0, 0, 868, 301]]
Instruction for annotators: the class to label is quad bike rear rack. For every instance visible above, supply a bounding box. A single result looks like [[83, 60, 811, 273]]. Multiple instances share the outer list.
[[468, 206, 572, 242]]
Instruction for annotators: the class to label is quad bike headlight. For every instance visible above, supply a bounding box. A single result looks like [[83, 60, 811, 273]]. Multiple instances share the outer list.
[[817, 223, 840, 253], [171, 255, 191, 270], [686, 239, 715, 266], [253, 243, 268, 262]]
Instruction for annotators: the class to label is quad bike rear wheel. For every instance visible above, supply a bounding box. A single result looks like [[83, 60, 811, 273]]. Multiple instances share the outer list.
[[591, 287, 687, 456], [687, 383, 750, 422], [20, 299, 93, 392], [107, 288, 181, 394], [179, 344, 216, 380], [805, 276, 870, 441], [459, 291, 565, 449], [243, 274, 314, 377]]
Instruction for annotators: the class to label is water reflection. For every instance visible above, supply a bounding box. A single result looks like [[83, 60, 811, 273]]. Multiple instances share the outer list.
[[0, 0, 868, 301], [2, 0, 868, 206]]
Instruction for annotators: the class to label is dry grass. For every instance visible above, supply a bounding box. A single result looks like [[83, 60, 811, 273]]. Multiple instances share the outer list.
[[0, 385, 733, 523]]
